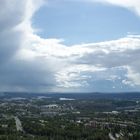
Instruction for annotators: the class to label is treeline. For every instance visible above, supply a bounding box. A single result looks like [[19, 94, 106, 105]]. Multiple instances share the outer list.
[[21, 117, 109, 140]]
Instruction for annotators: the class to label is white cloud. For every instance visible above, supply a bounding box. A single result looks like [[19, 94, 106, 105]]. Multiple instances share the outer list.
[[125, 66, 140, 86], [55, 64, 106, 88], [25, 34, 140, 90], [122, 79, 134, 87], [53, 35, 140, 89], [91, 0, 140, 16], [15, 30, 140, 91]]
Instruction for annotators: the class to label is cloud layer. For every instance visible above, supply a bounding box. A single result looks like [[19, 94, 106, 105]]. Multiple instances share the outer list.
[[0, 0, 140, 92], [92, 0, 140, 16]]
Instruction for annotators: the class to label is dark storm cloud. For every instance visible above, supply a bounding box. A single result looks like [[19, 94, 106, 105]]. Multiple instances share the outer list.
[[0, 0, 56, 92], [0, 0, 26, 63]]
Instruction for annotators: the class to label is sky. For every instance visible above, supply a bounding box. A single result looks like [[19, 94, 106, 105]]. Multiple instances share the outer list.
[[0, 0, 140, 93]]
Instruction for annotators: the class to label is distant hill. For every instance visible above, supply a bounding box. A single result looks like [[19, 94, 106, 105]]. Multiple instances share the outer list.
[[0, 92, 140, 100]]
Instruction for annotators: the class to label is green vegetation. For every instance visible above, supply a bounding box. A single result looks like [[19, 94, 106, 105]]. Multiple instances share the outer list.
[[0, 93, 140, 139]]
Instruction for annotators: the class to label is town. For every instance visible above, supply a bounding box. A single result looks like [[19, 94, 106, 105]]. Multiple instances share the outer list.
[[0, 92, 140, 140]]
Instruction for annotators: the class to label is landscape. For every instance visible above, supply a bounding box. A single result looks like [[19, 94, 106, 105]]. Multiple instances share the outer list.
[[1, 0, 140, 140], [0, 92, 140, 140]]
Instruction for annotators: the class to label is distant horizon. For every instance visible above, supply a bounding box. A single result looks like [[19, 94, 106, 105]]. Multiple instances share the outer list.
[[1, 91, 140, 94]]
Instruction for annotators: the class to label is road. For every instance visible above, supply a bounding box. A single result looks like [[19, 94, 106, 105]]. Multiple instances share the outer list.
[[14, 116, 23, 132], [109, 133, 116, 140]]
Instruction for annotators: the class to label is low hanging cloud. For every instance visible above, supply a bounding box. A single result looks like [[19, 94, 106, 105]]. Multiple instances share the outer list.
[[0, 0, 140, 92]]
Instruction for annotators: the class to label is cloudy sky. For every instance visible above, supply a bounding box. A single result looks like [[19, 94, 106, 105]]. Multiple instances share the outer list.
[[0, 0, 140, 93]]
